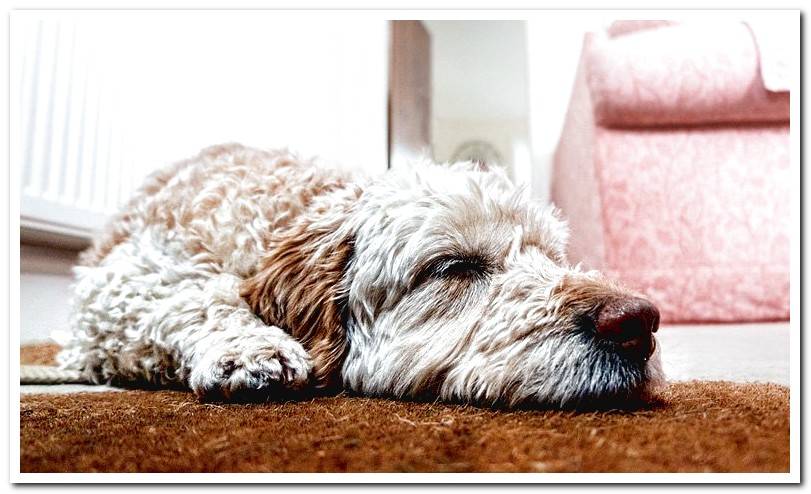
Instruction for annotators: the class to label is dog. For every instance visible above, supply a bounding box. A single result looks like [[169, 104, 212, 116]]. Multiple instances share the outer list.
[[57, 143, 664, 409]]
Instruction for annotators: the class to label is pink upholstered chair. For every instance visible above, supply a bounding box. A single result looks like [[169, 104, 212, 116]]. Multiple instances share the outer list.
[[552, 21, 790, 323]]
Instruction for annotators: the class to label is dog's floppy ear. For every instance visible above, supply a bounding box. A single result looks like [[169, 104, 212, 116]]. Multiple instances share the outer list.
[[241, 190, 358, 389]]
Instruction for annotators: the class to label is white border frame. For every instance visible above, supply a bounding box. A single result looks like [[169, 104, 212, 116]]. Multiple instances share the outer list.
[[7, 7, 801, 484]]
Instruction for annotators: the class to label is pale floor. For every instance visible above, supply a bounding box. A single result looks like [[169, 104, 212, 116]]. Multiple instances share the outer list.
[[655, 322, 790, 385], [20, 322, 790, 395]]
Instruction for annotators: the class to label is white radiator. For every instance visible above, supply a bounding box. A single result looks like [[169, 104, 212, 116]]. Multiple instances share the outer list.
[[16, 17, 138, 239], [13, 12, 390, 243]]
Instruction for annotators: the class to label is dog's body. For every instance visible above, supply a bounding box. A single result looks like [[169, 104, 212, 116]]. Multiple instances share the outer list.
[[58, 143, 664, 408]]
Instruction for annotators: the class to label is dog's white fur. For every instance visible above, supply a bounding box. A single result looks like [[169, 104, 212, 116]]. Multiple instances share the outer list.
[[58, 143, 664, 408]]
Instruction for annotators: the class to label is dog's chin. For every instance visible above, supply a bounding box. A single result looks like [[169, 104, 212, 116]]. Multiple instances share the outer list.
[[502, 335, 666, 411]]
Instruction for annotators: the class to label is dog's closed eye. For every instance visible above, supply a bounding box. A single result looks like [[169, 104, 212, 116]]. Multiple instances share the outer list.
[[417, 254, 491, 286], [432, 256, 488, 278]]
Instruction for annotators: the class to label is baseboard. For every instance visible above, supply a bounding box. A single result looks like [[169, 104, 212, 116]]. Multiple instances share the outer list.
[[20, 224, 92, 252]]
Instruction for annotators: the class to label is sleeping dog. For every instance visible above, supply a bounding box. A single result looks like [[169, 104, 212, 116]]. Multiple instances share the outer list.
[[58, 143, 664, 408]]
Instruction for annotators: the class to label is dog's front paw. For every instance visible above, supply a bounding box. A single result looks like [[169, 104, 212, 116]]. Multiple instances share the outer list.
[[190, 338, 312, 401]]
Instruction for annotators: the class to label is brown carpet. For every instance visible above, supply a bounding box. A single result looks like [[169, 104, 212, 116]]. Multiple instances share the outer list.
[[20, 344, 790, 473]]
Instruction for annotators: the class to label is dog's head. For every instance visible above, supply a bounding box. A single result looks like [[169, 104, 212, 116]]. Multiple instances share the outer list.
[[243, 161, 664, 409]]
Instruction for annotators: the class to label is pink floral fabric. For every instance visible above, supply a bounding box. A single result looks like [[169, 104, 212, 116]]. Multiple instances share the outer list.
[[553, 31, 790, 323], [596, 125, 790, 322], [587, 22, 789, 127]]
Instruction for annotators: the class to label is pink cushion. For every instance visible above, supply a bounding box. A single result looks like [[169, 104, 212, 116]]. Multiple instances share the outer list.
[[587, 23, 789, 127]]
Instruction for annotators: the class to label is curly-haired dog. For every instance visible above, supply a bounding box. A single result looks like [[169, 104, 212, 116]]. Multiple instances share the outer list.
[[57, 143, 664, 408]]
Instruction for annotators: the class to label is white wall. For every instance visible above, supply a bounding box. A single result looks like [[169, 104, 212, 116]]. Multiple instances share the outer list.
[[525, 15, 615, 204], [13, 12, 390, 239], [424, 21, 531, 183], [20, 244, 78, 343]]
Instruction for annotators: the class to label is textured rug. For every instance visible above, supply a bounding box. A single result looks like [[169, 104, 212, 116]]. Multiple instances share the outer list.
[[19, 344, 790, 473]]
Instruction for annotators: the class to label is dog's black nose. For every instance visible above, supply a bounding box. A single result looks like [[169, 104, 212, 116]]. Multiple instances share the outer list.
[[594, 297, 659, 359]]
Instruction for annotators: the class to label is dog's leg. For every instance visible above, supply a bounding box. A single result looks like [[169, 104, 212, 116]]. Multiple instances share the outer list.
[[179, 306, 313, 400], [145, 271, 313, 399], [61, 237, 312, 399]]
